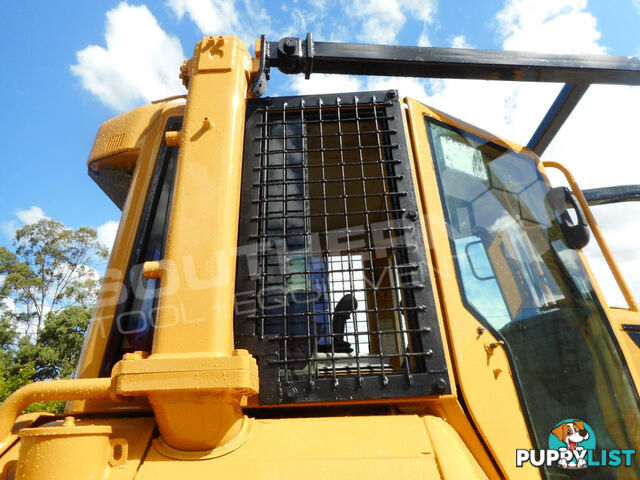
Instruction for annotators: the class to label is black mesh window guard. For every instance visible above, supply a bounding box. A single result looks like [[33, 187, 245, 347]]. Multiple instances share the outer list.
[[235, 91, 449, 404]]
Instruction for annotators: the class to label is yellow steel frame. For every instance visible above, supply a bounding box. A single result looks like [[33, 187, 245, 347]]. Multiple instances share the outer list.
[[542, 161, 638, 312], [542, 161, 640, 389]]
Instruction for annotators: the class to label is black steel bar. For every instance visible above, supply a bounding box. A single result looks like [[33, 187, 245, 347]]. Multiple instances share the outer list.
[[266, 37, 640, 85], [583, 185, 640, 206], [527, 83, 589, 155], [256, 35, 640, 170]]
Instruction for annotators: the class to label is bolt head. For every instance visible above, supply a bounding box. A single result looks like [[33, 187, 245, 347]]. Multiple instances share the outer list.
[[282, 37, 297, 54], [284, 386, 298, 400], [432, 378, 447, 394]]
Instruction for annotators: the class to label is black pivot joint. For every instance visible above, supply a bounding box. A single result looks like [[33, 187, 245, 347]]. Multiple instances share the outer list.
[[250, 33, 315, 97]]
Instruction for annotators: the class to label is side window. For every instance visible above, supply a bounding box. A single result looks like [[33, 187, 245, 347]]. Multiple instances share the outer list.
[[235, 92, 449, 404], [100, 117, 182, 376]]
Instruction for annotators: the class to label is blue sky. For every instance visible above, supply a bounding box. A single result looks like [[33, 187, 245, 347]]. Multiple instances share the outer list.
[[1, 0, 639, 303]]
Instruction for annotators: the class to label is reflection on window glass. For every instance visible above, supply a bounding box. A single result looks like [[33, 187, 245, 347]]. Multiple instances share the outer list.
[[427, 117, 640, 479], [454, 236, 510, 328], [100, 117, 182, 376]]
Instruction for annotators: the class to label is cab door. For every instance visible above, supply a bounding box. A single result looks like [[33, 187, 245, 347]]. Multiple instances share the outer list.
[[405, 98, 640, 479], [404, 99, 540, 480]]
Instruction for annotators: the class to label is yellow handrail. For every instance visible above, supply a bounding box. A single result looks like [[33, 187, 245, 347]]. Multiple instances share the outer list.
[[0, 377, 114, 451], [543, 161, 639, 312]]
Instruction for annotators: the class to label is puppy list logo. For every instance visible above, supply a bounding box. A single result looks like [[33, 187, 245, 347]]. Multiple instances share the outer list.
[[548, 419, 595, 469], [516, 419, 636, 469]]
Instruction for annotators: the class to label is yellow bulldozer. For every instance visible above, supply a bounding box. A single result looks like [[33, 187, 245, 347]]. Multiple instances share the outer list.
[[1, 34, 640, 479]]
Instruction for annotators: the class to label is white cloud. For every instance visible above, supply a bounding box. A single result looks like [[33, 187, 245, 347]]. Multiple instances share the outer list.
[[97, 220, 119, 251], [367, 76, 429, 103], [450, 35, 471, 49], [166, 0, 272, 48], [167, 0, 241, 35], [418, 29, 431, 47], [290, 73, 430, 107], [289, 73, 364, 96], [424, 0, 606, 144], [343, 0, 436, 44], [2, 206, 49, 239], [71, 2, 186, 112], [344, 0, 406, 44], [496, 0, 604, 54], [16, 206, 48, 225]]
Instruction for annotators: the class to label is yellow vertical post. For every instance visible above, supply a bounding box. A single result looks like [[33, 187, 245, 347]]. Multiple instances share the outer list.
[[153, 35, 251, 354], [111, 36, 258, 452]]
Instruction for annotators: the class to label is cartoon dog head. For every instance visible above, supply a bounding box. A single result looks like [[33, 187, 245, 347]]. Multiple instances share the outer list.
[[552, 420, 590, 450]]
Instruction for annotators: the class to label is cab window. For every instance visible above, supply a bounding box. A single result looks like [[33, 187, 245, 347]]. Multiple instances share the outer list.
[[100, 117, 182, 376]]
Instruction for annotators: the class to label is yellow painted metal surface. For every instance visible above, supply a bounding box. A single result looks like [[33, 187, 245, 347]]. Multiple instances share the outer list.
[[0, 378, 113, 452], [113, 350, 258, 450], [114, 351, 258, 395], [74, 103, 185, 386], [16, 418, 115, 480], [136, 415, 487, 479], [3, 413, 490, 480], [113, 36, 257, 451], [88, 103, 165, 171], [609, 308, 640, 387], [13, 416, 154, 480], [412, 398, 502, 479], [404, 98, 540, 480], [0, 412, 53, 473], [423, 416, 488, 479], [151, 35, 251, 356]]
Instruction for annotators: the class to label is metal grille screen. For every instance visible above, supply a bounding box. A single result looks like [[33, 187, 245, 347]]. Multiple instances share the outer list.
[[236, 91, 449, 404]]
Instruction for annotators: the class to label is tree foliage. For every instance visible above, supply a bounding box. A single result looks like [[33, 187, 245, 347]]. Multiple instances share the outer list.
[[0, 219, 106, 335], [0, 219, 106, 412]]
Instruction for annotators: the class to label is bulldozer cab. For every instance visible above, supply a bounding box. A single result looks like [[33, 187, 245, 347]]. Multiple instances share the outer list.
[[2, 34, 640, 480]]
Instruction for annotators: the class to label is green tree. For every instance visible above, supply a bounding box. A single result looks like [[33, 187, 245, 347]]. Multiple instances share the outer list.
[[0, 314, 21, 402], [22, 306, 92, 381], [0, 219, 107, 335], [0, 219, 107, 412]]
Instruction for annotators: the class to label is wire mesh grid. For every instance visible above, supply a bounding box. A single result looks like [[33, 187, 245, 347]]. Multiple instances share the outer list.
[[236, 92, 448, 403]]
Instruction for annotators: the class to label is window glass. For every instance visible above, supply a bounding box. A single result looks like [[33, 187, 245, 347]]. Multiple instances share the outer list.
[[427, 117, 640, 478], [100, 117, 182, 376]]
